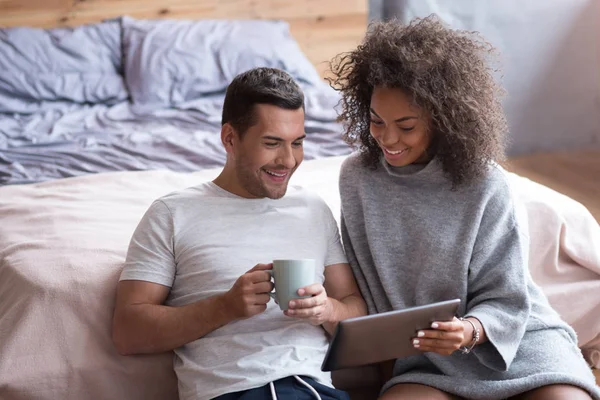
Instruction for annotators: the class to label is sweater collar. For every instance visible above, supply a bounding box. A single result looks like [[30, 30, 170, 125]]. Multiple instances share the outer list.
[[381, 156, 444, 181]]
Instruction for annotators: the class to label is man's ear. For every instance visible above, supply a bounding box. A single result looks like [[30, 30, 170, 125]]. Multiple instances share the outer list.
[[221, 123, 237, 154]]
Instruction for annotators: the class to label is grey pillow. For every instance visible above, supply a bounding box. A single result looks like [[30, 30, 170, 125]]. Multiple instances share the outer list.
[[122, 17, 322, 106], [0, 19, 128, 114]]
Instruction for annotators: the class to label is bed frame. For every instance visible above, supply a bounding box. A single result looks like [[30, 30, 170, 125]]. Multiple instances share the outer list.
[[0, 0, 367, 78]]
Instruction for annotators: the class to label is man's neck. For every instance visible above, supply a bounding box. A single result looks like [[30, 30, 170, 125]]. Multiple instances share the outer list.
[[212, 169, 256, 199]]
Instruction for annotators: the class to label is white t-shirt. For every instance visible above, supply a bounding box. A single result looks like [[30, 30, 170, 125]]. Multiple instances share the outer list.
[[120, 182, 347, 400]]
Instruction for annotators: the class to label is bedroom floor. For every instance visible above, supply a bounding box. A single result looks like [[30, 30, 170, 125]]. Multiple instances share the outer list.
[[505, 150, 600, 223]]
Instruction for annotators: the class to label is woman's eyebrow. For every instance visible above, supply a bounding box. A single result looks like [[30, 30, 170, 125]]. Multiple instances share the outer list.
[[370, 108, 417, 123]]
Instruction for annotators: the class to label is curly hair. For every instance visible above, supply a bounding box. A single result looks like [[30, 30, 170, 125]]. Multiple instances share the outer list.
[[328, 15, 508, 187]]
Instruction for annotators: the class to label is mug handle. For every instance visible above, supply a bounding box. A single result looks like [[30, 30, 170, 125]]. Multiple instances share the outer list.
[[267, 270, 277, 303]]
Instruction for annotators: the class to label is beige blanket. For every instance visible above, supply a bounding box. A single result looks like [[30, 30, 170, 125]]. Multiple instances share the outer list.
[[0, 156, 598, 399]]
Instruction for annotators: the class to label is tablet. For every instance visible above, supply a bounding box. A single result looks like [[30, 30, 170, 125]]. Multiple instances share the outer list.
[[321, 298, 461, 371]]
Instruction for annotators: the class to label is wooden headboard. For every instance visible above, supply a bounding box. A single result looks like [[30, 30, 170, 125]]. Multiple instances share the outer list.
[[0, 0, 367, 78]]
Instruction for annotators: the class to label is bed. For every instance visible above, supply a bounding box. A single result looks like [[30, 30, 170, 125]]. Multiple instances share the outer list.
[[0, 15, 352, 184], [1, 1, 599, 399]]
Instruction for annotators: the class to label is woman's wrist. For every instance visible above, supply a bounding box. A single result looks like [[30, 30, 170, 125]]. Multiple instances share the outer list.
[[460, 318, 474, 347], [459, 317, 481, 353]]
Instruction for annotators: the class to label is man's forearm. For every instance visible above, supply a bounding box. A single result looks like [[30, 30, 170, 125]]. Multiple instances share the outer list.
[[113, 294, 234, 355], [323, 293, 368, 335]]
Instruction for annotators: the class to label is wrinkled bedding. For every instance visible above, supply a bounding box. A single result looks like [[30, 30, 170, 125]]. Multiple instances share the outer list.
[[0, 86, 347, 185], [0, 17, 349, 185], [0, 19, 125, 114]]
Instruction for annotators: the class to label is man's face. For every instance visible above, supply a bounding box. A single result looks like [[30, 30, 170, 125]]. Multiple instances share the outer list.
[[231, 104, 305, 199]]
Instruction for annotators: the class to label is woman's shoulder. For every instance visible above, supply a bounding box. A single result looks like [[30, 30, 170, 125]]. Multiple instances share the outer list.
[[477, 162, 514, 200], [340, 151, 365, 183], [340, 151, 377, 179], [470, 163, 521, 228], [340, 151, 363, 171]]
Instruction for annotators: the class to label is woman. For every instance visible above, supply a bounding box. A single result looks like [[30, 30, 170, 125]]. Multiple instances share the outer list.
[[330, 15, 600, 400]]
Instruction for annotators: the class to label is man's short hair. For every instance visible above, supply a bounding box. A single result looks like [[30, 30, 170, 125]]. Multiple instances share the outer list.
[[221, 67, 305, 136]]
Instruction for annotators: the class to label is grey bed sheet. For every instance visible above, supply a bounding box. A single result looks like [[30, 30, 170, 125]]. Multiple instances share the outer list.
[[0, 85, 349, 185]]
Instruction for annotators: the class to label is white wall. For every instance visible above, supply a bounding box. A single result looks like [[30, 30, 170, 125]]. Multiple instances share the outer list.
[[370, 0, 600, 156]]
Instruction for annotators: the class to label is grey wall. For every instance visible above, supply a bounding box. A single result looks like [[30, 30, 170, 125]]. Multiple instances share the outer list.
[[368, 0, 600, 156]]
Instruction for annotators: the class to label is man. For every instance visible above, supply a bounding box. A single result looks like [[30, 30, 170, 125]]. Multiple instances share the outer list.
[[112, 67, 367, 400]]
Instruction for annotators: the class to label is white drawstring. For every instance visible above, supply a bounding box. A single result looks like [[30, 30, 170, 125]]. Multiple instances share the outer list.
[[268, 376, 323, 400], [294, 376, 323, 400], [269, 381, 277, 399]]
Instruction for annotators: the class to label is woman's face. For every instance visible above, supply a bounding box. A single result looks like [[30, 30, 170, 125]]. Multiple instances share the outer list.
[[369, 86, 432, 167]]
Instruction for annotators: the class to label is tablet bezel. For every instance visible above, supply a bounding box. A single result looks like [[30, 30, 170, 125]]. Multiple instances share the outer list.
[[321, 298, 461, 371]]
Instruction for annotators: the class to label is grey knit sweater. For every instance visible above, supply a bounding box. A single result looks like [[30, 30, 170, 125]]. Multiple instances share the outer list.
[[339, 152, 600, 399]]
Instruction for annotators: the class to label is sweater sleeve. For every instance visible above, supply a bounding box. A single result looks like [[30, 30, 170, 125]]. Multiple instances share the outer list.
[[340, 211, 378, 314], [338, 156, 379, 314], [465, 179, 531, 372]]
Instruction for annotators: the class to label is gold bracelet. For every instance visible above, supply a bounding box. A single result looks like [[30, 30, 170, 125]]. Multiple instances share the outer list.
[[459, 317, 480, 354]]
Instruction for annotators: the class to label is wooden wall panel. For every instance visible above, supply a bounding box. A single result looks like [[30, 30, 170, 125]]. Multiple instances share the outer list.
[[0, 0, 367, 78]]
